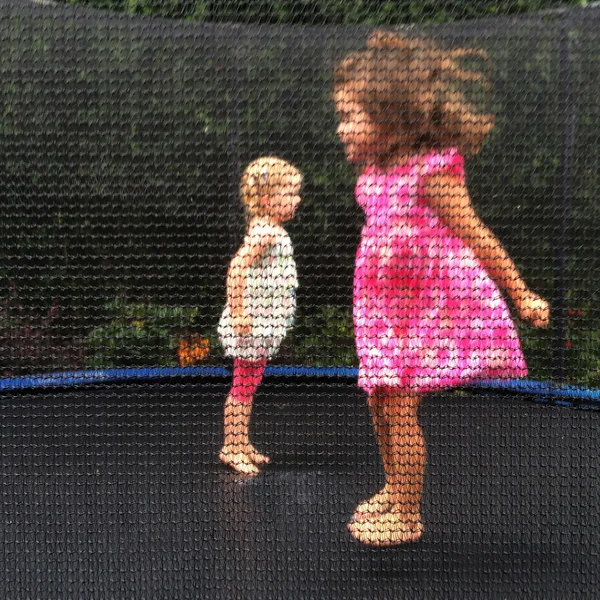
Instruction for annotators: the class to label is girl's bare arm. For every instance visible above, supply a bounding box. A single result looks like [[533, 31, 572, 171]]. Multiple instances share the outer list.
[[227, 225, 275, 332], [424, 172, 549, 328]]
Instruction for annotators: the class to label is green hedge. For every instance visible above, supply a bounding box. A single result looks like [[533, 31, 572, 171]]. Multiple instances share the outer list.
[[61, 0, 588, 24], [0, 0, 598, 385]]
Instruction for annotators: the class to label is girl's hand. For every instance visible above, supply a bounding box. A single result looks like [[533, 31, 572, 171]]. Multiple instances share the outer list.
[[514, 289, 550, 328], [232, 312, 253, 337]]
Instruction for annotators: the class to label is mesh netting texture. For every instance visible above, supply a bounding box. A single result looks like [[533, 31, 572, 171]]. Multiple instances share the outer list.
[[0, 0, 599, 597]]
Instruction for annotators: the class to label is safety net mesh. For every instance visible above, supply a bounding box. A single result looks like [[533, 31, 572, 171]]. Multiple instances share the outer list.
[[0, 0, 599, 597]]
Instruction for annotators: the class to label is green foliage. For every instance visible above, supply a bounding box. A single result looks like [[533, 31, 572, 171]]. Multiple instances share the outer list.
[[1, 0, 599, 386], [564, 327, 600, 388], [286, 305, 357, 367], [62, 0, 589, 24], [517, 324, 554, 383], [0, 282, 85, 375], [85, 297, 216, 368]]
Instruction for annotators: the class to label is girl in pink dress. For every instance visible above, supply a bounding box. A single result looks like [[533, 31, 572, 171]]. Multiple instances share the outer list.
[[334, 31, 550, 546]]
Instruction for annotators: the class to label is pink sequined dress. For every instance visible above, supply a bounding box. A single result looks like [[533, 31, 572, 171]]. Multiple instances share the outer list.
[[353, 147, 527, 395]]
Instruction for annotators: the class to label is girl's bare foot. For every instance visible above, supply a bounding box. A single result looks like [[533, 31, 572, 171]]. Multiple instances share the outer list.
[[352, 486, 392, 521], [347, 511, 423, 547], [219, 447, 260, 476], [247, 444, 270, 466]]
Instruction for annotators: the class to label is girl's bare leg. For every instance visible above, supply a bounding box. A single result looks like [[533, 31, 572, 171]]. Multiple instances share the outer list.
[[353, 393, 393, 518], [387, 395, 425, 533], [219, 395, 268, 476], [349, 390, 426, 546], [219, 358, 270, 474]]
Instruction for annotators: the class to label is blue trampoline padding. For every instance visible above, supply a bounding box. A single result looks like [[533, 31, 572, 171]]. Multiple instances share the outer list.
[[0, 366, 598, 406]]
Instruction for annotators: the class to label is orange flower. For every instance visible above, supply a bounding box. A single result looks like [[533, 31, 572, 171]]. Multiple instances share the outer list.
[[178, 334, 210, 366]]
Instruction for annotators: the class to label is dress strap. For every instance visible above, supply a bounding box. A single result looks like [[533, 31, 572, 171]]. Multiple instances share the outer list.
[[419, 147, 465, 178], [413, 148, 466, 200]]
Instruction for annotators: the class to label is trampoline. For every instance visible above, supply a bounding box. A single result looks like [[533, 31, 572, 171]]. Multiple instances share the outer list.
[[1, 0, 600, 597], [2, 381, 600, 598]]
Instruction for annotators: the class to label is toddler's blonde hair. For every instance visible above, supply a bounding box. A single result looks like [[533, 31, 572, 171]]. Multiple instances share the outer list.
[[240, 156, 302, 219]]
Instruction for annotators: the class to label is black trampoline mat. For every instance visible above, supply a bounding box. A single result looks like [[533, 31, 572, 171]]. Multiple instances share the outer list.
[[1, 381, 599, 599]]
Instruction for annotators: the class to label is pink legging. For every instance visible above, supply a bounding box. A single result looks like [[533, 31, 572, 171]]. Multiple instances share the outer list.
[[229, 358, 267, 404]]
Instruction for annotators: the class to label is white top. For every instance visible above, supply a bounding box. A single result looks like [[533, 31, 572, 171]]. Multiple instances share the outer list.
[[218, 219, 298, 361]]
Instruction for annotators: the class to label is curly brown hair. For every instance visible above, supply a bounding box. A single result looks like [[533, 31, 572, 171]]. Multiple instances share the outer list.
[[334, 30, 495, 162]]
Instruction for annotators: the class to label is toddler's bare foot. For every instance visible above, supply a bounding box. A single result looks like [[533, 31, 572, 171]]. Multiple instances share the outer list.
[[352, 486, 391, 521], [347, 511, 423, 547], [219, 447, 260, 476], [247, 444, 270, 466]]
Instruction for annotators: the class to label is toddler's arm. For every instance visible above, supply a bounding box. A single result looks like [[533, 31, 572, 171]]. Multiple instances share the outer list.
[[424, 172, 549, 328], [227, 222, 276, 335]]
